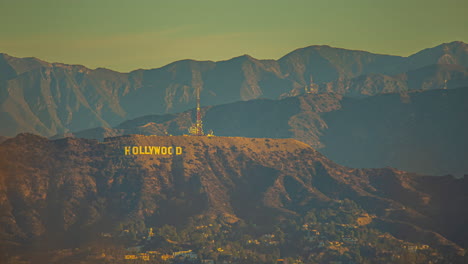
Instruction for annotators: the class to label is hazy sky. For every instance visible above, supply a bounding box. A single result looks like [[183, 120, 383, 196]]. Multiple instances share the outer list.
[[1, 0, 466, 72]]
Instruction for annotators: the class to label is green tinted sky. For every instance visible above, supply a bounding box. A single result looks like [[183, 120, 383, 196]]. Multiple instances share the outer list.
[[0, 0, 466, 72]]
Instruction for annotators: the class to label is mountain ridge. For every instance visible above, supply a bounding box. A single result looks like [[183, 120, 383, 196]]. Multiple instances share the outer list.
[[1, 41, 467, 137], [2, 41, 465, 74], [62, 87, 468, 177]]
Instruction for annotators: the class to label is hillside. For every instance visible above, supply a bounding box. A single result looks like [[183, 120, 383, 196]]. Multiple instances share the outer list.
[[0, 134, 467, 263], [314, 63, 468, 97], [0, 136, 8, 144], [67, 87, 468, 177], [1, 41, 467, 137]]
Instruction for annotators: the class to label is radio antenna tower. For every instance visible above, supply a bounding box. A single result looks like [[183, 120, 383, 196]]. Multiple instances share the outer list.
[[188, 86, 204, 136]]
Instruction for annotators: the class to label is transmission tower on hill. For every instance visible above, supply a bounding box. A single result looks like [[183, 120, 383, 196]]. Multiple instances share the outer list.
[[188, 86, 213, 136]]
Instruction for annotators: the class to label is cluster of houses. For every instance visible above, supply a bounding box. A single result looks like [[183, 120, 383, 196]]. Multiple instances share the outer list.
[[402, 243, 430, 252], [246, 233, 278, 246], [301, 223, 359, 251], [124, 249, 198, 262], [120, 224, 433, 264], [123, 250, 291, 264]]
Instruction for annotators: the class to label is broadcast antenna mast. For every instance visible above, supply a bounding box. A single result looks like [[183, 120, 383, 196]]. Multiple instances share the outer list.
[[195, 85, 203, 136], [188, 86, 204, 136]]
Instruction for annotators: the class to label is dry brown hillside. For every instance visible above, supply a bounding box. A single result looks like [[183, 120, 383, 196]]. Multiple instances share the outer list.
[[0, 134, 467, 261]]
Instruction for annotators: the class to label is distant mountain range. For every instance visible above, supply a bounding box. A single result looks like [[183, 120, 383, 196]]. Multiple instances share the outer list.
[[0, 134, 467, 261], [1, 41, 467, 137], [64, 87, 468, 177]]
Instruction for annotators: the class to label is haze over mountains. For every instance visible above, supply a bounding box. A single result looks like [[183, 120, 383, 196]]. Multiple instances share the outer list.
[[1, 41, 467, 137], [1, 134, 467, 262], [1, 41, 468, 263]]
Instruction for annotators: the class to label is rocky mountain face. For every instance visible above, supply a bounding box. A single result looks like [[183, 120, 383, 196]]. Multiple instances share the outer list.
[[1, 41, 467, 137], [316, 63, 468, 97], [0, 134, 468, 260], [68, 87, 468, 177], [0, 134, 467, 260]]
